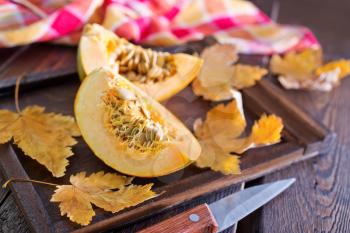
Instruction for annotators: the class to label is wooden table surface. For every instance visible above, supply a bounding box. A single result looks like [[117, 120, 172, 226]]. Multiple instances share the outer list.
[[1, 0, 350, 232]]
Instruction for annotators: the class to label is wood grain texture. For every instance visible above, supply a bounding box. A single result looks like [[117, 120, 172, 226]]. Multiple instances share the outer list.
[[137, 204, 218, 233], [0, 195, 30, 233], [255, 81, 350, 233], [237, 0, 350, 232], [0, 44, 76, 94], [0, 145, 53, 233], [0, 176, 9, 205]]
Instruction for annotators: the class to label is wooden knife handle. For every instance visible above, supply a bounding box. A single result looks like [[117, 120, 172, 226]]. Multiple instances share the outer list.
[[137, 204, 218, 233]]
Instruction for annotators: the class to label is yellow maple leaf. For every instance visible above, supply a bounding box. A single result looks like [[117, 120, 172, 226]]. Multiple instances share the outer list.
[[250, 114, 283, 144], [231, 114, 283, 154], [0, 106, 80, 177], [195, 140, 240, 175], [203, 100, 246, 147], [231, 64, 268, 89], [270, 49, 350, 91], [193, 44, 267, 101], [198, 43, 238, 87], [315, 59, 350, 79], [194, 100, 283, 174], [51, 171, 157, 226], [270, 48, 322, 81], [192, 78, 238, 101]]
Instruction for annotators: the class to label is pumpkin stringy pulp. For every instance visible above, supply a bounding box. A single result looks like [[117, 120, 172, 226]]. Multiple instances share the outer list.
[[102, 83, 170, 155]]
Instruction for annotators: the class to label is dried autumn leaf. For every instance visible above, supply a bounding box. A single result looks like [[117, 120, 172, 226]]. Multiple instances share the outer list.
[[270, 49, 322, 81], [199, 43, 238, 87], [231, 64, 268, 89], [195, 140, 241, 175], [193, 100, 283, 174], [231, 114, 283, 154], [251, 114, 283, 144], [0, 106, 80, 177], [193, 101, 243, 174], [200, 100, 245, 146], [192, 78, 238, 101], [270, 49, 350, 91], [51, 171, 157, 226], [315, 59, 350, 79], [193, 44, 267, 101]]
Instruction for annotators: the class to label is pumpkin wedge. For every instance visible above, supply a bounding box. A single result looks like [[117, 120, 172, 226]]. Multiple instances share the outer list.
[[75, 68, 201, 177], [77, 24, 203, 101]]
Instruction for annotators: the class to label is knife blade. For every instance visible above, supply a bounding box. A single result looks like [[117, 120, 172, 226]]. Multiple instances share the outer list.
[[211, 178, 295, 232], [137, 178, 295, 233]]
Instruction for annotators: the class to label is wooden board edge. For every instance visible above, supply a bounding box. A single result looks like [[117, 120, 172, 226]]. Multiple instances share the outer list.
[[0, 144, 55, 233], [304, 131, 337, 155], [0, 46, 29, 74], [0, 68, 77, 92]]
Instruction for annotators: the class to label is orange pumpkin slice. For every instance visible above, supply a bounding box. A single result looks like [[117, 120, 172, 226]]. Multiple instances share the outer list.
[[75, 67, 201, 177], [77, 24, 203, 101]]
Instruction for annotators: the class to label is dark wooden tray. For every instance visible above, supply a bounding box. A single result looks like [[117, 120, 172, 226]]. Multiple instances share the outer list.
[[0, 44, 76, 96], [0, 44, 334, 233]]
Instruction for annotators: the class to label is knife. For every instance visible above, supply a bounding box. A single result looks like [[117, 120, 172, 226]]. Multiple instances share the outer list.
[[137, 178, 296, 233]]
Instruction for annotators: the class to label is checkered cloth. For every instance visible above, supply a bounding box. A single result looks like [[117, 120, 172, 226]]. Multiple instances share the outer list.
[[0, 0, 319, 54]]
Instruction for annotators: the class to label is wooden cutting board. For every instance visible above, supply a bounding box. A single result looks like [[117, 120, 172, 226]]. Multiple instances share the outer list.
[[0, 42, 334, 233]]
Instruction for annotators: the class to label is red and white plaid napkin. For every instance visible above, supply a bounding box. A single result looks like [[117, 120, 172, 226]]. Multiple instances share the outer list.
[[0, 0, 319, 54]]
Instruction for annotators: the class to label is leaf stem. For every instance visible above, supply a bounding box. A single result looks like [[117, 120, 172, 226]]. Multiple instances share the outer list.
[[2, 178, 58, 188], [15, 76, 23, 113]]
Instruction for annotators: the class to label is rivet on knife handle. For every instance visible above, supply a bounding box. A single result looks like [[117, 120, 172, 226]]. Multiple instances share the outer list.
[[137, 204, 218, 233]]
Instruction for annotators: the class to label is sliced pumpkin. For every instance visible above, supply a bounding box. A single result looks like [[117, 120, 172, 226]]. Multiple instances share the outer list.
[[77, 24, 203, 101], [75, 68, 201, 177]]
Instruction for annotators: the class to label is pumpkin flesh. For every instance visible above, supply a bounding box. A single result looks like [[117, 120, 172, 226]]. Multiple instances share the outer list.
[[75, 68, 201, 177], [77, 24, 203, 101]]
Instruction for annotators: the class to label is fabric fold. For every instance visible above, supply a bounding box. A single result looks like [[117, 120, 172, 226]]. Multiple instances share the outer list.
[[0, 0, 319, 53]]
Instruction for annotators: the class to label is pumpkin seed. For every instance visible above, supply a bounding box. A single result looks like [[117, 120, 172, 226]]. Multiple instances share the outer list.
[[102, 87, 169, 154], [112, 42, 177, 84]]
